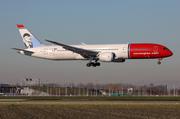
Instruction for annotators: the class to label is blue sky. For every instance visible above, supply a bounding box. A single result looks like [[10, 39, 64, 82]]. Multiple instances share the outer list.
[[0, 1, 180, 87]]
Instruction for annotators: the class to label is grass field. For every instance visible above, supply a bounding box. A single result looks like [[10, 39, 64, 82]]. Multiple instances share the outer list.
[[1, 96, 180, 101], [0, 101, 180, 107]]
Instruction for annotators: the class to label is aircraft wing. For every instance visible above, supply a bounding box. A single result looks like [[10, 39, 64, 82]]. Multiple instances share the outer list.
[[11, 48, 34, 53], [45, 39, 99, 58]]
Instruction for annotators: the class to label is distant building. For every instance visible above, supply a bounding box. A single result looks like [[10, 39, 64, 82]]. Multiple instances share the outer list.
[[154, 85, 167, 92], [127, 88, 133, 95], [165, 84, 168, 91], [0, 84, 20, 94], [21, 78, 42, 86]]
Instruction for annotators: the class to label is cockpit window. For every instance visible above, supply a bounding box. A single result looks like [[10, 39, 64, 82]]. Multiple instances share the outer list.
[[163, 47, 168, 50]]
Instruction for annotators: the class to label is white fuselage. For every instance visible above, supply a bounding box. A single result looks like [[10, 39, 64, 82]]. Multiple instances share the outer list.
[[19, 44, 129, 61]]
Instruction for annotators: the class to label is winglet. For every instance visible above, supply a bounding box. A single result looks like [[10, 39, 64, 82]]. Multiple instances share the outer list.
[[17, 24, 25, 28], [81, 42, 87, 45]]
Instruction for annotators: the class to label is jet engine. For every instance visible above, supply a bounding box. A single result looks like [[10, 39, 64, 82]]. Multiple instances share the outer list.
[[98, 52, 116, 62], [113, 58, 126, 62]]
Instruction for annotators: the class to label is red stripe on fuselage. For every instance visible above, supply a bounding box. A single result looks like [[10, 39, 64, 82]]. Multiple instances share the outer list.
[[129, 43, 171, 59]]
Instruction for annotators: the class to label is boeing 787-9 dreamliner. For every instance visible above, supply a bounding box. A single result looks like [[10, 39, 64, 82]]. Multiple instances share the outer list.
[[12, 24, 173, 67]]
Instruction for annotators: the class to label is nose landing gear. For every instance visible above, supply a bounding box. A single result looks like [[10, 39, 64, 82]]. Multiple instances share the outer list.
[[157, 60, 161, 65], [157, 58, 162, 65]]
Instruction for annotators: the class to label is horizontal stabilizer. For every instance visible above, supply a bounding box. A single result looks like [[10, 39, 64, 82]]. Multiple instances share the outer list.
[[11, 48, 34, 53]]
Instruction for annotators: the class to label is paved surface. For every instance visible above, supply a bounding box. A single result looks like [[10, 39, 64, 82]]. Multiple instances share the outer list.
[[0, 99, 28, 101], [0, 101, 180, 106]]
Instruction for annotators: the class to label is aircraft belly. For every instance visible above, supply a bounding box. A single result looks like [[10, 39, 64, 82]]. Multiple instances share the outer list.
[[31, 52, 48, 59], [56, 52, 78, 60]]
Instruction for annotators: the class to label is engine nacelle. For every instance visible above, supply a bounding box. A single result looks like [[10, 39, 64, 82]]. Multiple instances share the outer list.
[[98, 52, 115, 62], [113, 58, 126, 62]]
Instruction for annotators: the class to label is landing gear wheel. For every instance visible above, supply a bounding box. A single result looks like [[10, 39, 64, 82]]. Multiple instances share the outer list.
[[157, 61, 161, 65], [92, 64, 96, 67], [86, 62, 100, 67], [86, 63, 91, 67], [89, 62, 95, 67], [95, 62, 100, 66]]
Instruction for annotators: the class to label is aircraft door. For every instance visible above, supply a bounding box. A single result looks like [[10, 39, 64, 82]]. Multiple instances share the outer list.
[[122, 47, 126, 53], [119, 45, 129, 59]]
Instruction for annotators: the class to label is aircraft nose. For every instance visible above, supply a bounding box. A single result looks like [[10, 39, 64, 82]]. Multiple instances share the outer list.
[[169, 50, 173, 56]]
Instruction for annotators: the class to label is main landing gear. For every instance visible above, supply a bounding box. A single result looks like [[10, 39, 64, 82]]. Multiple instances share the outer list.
[[86, 62, 100, 67], [157, 58, 162, 65]]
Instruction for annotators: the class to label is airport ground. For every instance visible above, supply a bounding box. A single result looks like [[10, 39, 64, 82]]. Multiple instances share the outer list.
[[0, 100, 180, 107], [1, 96, 180, 101], [1, 87, 180, 118], [0, 107, 179, 119], [0, 100, 180, 118], [0, 101, 180, 119]]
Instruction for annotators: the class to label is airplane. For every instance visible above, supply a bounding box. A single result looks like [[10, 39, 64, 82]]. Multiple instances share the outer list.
[[12, 24, 173, 67]]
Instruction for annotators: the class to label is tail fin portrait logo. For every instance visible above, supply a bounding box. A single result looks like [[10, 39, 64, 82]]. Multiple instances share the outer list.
[[23, 33, 33, 48]]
